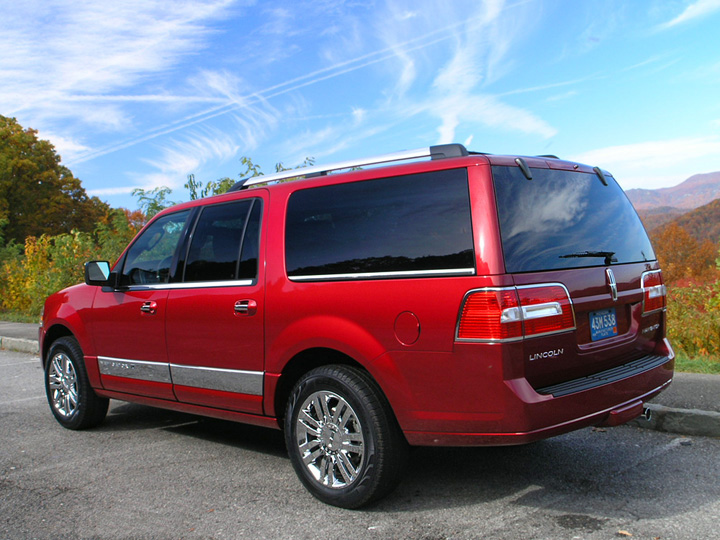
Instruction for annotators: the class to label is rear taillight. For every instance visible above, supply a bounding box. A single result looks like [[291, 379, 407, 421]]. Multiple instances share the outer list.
[[517, 286, 575, 337], [457, 284, 575, 342], [457, 289, 522, 341], [641, 271, 666, 314]]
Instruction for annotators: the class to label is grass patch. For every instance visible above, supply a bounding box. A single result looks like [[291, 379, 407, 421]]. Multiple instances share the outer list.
[[0, 311, 39, 324], [674, 351, 720, 375]]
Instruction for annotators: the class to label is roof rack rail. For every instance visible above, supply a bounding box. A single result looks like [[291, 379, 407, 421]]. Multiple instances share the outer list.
[[537, 154, 560, 159], [228, 143, 469, 191]]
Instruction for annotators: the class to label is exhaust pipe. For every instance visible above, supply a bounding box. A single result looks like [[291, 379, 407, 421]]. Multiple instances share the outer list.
[[642, 407, 652, 421]]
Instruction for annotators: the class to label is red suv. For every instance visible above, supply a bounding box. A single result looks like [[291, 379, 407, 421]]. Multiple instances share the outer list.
[[40, 144, 674, 508]]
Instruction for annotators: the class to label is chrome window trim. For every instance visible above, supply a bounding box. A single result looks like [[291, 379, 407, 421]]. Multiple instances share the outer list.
[[126, 279, 254, 291], [98, 357, 172, 383], [455, 283, 576, 343], [289, 267, 475, 282], [170, 364, 263, 396]]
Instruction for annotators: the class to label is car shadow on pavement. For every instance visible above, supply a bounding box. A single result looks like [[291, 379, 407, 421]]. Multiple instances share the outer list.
[[373, 426, 717, 520], [98, 400, 288, 458]]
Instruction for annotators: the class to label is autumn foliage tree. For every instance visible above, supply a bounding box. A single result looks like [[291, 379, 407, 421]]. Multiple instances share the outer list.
[[0, 115, 109, 244], [651, 222, 717, 284]]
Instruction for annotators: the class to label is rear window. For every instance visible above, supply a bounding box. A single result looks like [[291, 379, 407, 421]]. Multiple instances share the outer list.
[[285, 169, 474, 279], [492, 166, 655, 273]]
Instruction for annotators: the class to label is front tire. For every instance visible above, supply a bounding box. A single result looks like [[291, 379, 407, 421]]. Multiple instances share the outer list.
[[45, 336, 109, 430], [285, 365, 407, 508]]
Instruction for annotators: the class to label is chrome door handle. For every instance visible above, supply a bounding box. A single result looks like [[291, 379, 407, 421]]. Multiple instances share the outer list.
[[140, 301, 158, 315], [234, 299, 257, 316]]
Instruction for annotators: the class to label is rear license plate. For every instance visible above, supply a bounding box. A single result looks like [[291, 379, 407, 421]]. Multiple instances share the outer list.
[[590, 308, 618, 341]]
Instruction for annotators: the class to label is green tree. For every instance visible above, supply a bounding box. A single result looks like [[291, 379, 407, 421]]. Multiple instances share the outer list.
[[131, 186, 176, 218], [184, 174, 235, 200], [0, 115, 109, 243]]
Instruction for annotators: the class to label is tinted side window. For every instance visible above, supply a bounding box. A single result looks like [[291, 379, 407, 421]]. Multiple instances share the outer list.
[[285, 169, 474, 279], [121, 210, 191, 286], [492, 166, 656, 273], [238, 199, 262, 280], [184, 200, 254, 282]]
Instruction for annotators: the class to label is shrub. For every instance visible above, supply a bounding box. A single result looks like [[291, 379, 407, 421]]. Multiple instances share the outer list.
[[666, 281, 720, 359], [0, 209, 139, 318]]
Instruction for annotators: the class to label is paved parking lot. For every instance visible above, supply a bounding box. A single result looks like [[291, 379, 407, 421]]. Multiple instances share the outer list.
[[2, 348, 719, 540]]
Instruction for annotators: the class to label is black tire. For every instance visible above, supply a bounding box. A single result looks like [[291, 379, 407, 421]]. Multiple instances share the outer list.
[[44, 336, 109, 430], [284, 365, 408, 508]]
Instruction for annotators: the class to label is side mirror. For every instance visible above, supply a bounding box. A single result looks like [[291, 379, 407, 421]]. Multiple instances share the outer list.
[[84, 261, 112, 286]]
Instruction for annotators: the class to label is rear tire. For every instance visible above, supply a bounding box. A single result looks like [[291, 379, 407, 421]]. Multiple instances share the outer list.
[[285, 365, 408, 508], [45, 336, 109, 430]]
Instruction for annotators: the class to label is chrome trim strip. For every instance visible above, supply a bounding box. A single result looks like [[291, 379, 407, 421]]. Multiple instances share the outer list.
[[522, 301, 562, 320], [605, 268, 618, 302], [170, 364, 263, 396], [127, 279, 254, 291], [517, 282, 577, 328], [290, 268, 475, 282], [98, 357, 172, 383]]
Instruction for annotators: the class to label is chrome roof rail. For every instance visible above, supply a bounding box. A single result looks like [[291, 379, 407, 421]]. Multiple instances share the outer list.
[[229, 143, 468, 191]]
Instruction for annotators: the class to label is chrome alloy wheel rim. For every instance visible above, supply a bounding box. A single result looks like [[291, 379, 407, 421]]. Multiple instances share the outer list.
[[296, 390, 365, 488], [48, 353, 79, 418]]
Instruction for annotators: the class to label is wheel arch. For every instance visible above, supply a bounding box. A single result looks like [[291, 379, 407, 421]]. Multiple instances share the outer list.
[[41, 324, 74, 366], [273, 347, 365, 425]]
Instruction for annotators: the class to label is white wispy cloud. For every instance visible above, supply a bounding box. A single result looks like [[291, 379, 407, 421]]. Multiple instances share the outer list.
[[89, 126, 244, 198], [36, 132, 91, 163], [571, 137, 720, 189], [658, 0, 720, 29], [0, 0, 238, 132], [425, 0, 555, 142], [267, 0, 557, 163], [572, 138, 720, 169]]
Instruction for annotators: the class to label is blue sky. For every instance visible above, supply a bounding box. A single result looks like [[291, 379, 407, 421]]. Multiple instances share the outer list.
[[2, 0, 720, 210]]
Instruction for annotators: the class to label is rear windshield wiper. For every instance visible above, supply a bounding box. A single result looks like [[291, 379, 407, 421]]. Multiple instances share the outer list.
[[559, 251, 617, 265]]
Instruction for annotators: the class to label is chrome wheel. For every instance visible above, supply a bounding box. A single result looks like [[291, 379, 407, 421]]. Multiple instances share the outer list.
[[286, 365, 408, 508], [47, 352, 79, 418], [44, 336, 108, 430], [296, 390, 365, 489]]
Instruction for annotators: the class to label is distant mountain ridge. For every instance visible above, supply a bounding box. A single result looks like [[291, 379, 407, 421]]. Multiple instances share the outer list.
[[626, 171, 720, 210]]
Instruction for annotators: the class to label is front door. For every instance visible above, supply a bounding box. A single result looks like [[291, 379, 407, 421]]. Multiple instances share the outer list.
[[91, 209, 192, 400]]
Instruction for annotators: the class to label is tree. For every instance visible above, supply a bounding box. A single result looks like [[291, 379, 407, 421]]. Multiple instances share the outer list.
[[132, 155, 316, 215], [184, 174, 235, 200], [652, 222, 717, 284], [0, 116, 109, 243], [130, 186, 176, 219]]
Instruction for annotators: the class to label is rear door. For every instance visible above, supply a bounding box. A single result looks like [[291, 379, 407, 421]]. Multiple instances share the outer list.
[[165, 196, 265, 414], [491, 162, 666, 391]]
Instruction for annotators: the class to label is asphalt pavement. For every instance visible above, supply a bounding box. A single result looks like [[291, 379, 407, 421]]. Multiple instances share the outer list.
[[2, 320, 718, 438]]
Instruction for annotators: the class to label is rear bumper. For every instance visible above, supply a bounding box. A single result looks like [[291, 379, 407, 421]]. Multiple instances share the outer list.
[[402, 340, 674, 447]]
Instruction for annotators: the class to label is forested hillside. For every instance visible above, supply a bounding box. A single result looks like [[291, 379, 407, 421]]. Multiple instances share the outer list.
[[650, 198, 720, 244]]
